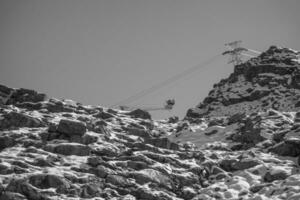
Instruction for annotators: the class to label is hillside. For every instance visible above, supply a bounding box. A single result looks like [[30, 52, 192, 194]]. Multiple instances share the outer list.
[[1, 46, 300, 199], [186, 46, 300, 118]]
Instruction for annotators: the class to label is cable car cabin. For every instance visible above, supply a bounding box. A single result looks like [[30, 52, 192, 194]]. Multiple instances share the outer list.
[[164, 99, 175, 110]]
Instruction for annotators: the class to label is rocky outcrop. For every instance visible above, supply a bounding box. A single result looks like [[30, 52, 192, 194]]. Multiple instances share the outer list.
[[186, 46, 300, 118]]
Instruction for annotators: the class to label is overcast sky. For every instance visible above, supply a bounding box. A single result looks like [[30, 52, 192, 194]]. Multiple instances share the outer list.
[[1, 0, 300, 119]]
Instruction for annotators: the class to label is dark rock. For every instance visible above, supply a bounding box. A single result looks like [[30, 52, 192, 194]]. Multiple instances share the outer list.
[[127, 109, 151, 120], [129, 169, 173, 190], [44, 143, 91, 156], [15, 102, 43, 110], [228, 112, 246, 124], [272, 130, 289, 143], [126, 127, 151, 139], [0, 163, 13, 174], [93, 111, 114, 119], [91, 145, 119, 157], [87, 156, 103, 167], [106, 175, 132, 187], [6, 178, 49, 200], [232, 116, 265, 145], [127, 161, 148, 170], [268, 138, 300, 157], [29, 174, 70, 192], [91, 165, 111, 178], [80, 182, 103, 198], [48, 123, 57, 132], [250, 183, 273, 193], [220, 158, 260, 171], [57, 119, 86, 137], [0, 192, 27, 200], [0, 112, 45, 130], [5, 87, 46, 105], [264, 170, 289, 182], [0, 136, 15, 151], [32, 157, 54, 167], [147, 137, 179, 150], [81, 133, 98, 145], [204, 129, 218, 136]]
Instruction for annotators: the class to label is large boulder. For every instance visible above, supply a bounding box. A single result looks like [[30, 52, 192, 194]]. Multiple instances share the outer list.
[[57, 119, 86, 137]]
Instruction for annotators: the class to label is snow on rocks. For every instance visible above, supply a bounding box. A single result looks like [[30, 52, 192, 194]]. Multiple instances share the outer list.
[[2, 46, 300, 199]]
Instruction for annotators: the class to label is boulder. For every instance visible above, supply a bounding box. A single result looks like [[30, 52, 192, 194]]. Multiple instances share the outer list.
[[57, 119, 86, 137], [127, 109, 151, 120], [44, 143, 91, 156]]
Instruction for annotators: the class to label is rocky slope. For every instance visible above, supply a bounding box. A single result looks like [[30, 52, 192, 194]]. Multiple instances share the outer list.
[[186, 46, 300, 118], [1, 46, 300, 200]]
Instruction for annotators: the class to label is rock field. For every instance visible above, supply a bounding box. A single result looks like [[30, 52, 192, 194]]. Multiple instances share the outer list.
[[1, 46, 300, 199]]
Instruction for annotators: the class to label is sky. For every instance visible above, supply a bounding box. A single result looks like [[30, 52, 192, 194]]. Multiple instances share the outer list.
[[1, 0, 300, 119]]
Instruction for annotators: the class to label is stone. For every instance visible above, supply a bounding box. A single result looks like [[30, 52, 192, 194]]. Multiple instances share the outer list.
[[147, 137, 179, 150], [127, 109, 151, 120], [28, 174, 70, 192], [80, 182, 103, 198], [6, 178, 48, 200], [220, 158, 260, 171], [44, 143, 91, 156], [90, 165, 111, 178], [0, 192, 27, 200], [0, 136, 15, 151], [269, 138, 300, 157], [264, 170, 289, 182], [81, 133, 98, 145], [87, 156, 103, 167], [106, 175, 132, 187], [126, 127, 151, 139], [0, 112, 45, 130], [57, 119, 86, 137], [129, 169, 173, 190]]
